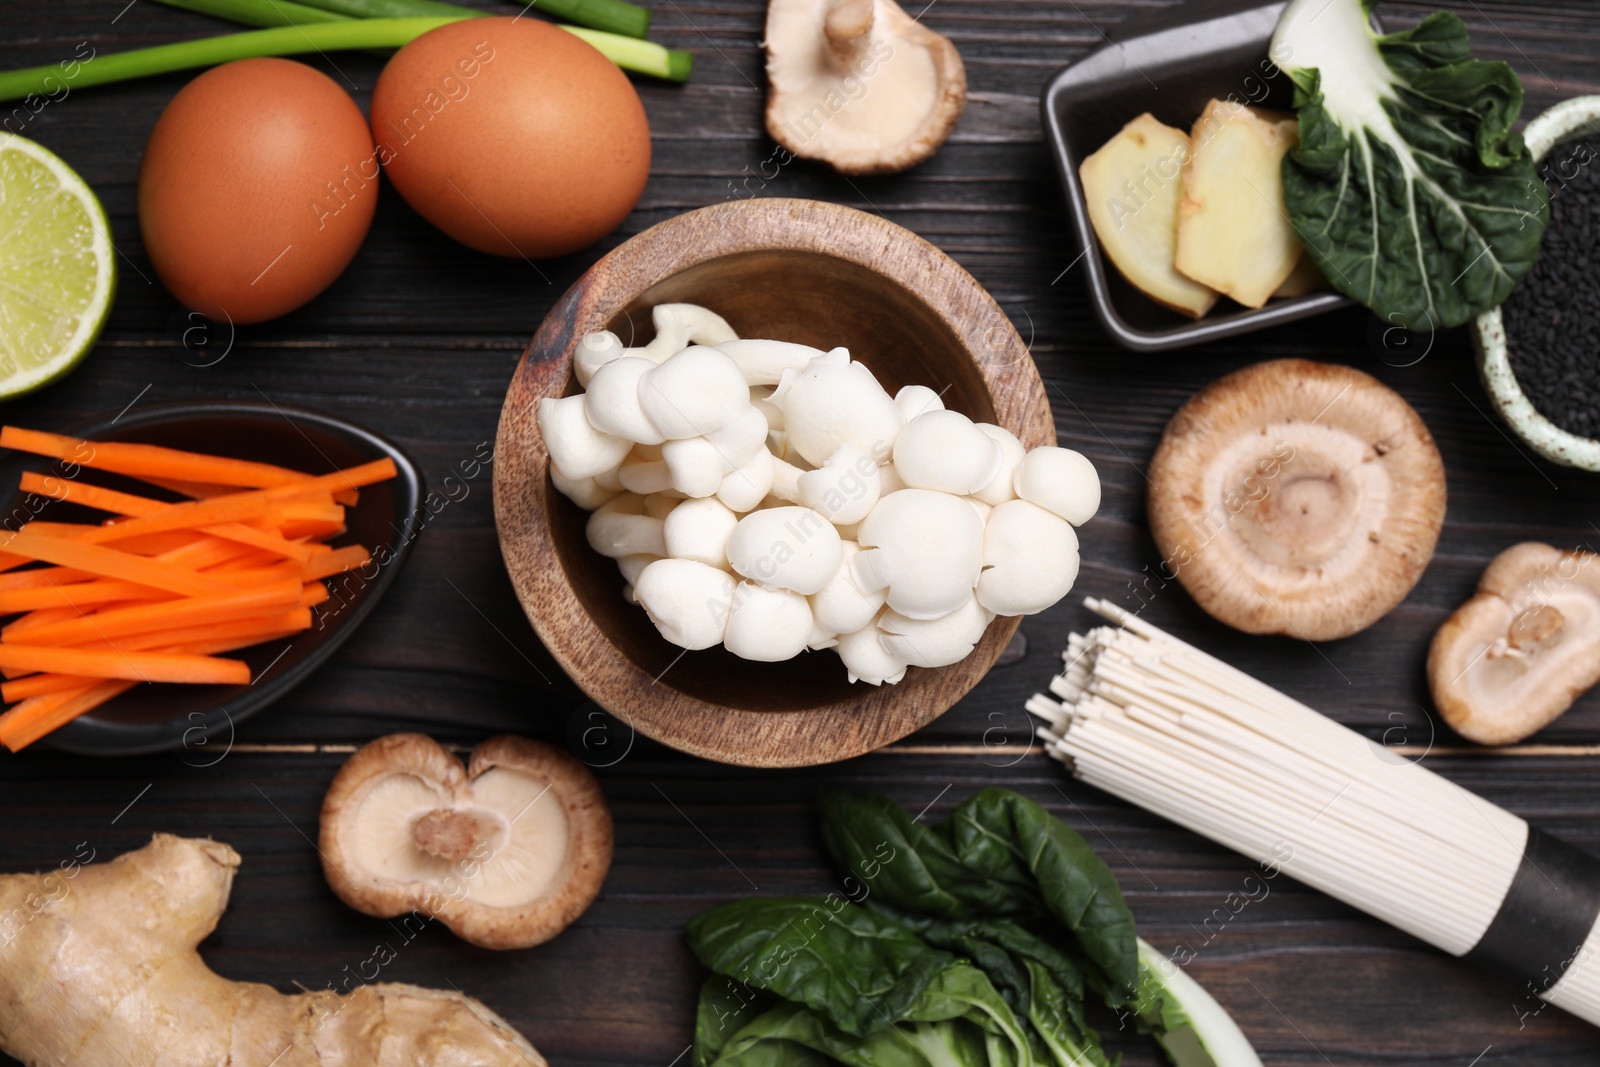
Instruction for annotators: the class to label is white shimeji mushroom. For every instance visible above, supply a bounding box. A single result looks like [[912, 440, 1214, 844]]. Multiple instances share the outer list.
[[878, 596, 994, 668], [717, 338, 825, 386], [586, 493, 667, 559], [584, 356, 666, 445], [634, 558, 737, 650], [724, 582, 814, 661], [1014, 446, 1101, 526], [625, 302, 739, 363], [894, 384, 944, 424], [618, 443, 672, 495], [972, 423, 1025, 506], [750, 386, 785, 430], [639, 345, 750, 440], [717, 448, 776, 514], [810, 540, 886, 634], [892, 409, 1003, 496], [704, 406, 771, 468], [976, 499, 1081, 616], [769, 348, 902, 466], [574, 329, 626, 388], [662, 436, 736, 498], [537, 394, 631, 480], [727, 506, 843, 595], [550, 466, 622, 510], [854, 489, 983, 620], [663, 496, 739, 569], [833, 621, 909, 686], [796, 443, 881, 525]]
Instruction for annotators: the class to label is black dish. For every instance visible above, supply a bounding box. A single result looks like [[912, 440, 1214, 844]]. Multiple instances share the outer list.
[[1041, 0, 1357, 352], [0, 402, 423, 757]]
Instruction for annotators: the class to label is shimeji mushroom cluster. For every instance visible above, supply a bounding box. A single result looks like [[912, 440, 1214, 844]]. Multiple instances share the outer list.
[[536, 303, 1099, 684]]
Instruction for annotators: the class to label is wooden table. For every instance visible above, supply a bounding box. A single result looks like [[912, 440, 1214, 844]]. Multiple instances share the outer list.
[[6, 1, 1600, 1063]]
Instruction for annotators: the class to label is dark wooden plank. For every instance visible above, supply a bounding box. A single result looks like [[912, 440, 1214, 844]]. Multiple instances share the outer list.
[[4, 0, 1600, 1063]]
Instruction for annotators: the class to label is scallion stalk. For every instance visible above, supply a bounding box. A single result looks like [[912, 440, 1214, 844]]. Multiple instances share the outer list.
[[295, 0, 649, 41], [154, 0, 347, 25], [0, 19, 454, 102], [0, 8, 692, 101]]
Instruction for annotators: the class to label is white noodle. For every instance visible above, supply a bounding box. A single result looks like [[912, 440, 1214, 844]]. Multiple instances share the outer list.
[[1028, 598, 1526, 960]]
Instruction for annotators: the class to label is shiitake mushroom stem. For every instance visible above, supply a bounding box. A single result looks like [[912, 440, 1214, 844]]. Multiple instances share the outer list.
[[411, 809, 492, 864]]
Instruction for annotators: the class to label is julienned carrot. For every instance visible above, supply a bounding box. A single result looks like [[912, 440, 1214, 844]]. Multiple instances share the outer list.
[[68, 608, 313, 655], [30, 460, 388, 548], [0, 680, 139, 751], [301, 582, 329, 608], [2, 672, 98, 701], [0, 530, 228, 597], [147, 475, 360, 507], [302, 545, 369, 581], [6, 581, 302, 647], [19, 472, 163, 516], [2, 427, 374, 503], [0, 578, 172, 615], [6, 427, 320, 492], [19, 472, 314, 562], [0, 566, 96, 592], [0, 645, 251, 684]]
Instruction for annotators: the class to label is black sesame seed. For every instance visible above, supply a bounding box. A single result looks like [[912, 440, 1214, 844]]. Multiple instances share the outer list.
[[1504, 138, 1600, 439]]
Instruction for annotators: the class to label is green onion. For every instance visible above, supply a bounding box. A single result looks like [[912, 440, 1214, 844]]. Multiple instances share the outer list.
[[154, 0, 347, 25], [0, 9, 692, 101], [0, 19, 453, 102], [293, 0, 650, 42]]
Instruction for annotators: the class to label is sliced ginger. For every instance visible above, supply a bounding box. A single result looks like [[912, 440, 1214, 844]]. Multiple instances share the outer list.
[[1080, 113, 1218, 319], [1175, 100, 1304, 308]]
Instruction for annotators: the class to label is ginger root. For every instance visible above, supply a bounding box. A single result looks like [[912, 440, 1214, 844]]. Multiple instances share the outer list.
[[0, 834, 546, 1067]]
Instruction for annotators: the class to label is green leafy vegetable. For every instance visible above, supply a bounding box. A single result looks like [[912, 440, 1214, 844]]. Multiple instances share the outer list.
[[820, 789, 1137, 999], [686, 789, 1260, 1067], [685, 896, 961, 1038], [1272, 0, 1549, 328]]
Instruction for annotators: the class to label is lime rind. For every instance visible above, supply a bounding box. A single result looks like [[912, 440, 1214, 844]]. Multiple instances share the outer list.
[[0, 131, 116, 400]]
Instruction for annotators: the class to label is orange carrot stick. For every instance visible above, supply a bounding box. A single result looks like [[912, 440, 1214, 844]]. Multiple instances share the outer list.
[[301, 582, 329, 608], [67, 609, 313, 655], [2, 427, 312, 488], [2, 672, 97, 701], [302, 545, 370, 581], [0, 679, 139, 751], [4, 581, 302, 647], [19, 473, 314, 562], [0, 566, 96, 592], [0, 530, 228, 597], [0, 428, 383, 503], [0, 645, 251, 684], [0, 578, 172, 615], [24, 461, 390, 548], [141, 476, 243, 498]]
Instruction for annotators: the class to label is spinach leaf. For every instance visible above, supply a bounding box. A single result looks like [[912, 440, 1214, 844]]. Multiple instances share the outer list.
[[818, 791, 1013, 918], [685, 896, 960, 1038], [1273, 0, 1549, 329], [939, 790, 1138, 998], [710, 963, 1030, 1067], [696, 974, 782, 1067], [1021, 961, 1117, 1067]]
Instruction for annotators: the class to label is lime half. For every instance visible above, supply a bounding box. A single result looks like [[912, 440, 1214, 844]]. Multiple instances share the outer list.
[[0, 133, 115, 399]]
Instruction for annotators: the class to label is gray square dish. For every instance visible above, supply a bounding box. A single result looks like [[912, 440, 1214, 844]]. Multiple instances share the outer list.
[[1041, 0, 1355, 352]]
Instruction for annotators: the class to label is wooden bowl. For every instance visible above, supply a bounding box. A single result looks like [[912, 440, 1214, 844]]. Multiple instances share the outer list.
[[494, 198, 1053, 767]]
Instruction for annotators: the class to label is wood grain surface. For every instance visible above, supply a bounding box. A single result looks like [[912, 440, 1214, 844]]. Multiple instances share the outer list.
[[4, 0, 1600, 1064]]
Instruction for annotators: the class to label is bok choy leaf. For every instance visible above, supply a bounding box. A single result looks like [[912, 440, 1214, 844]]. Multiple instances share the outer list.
[[1272, 0, 1549, 328]]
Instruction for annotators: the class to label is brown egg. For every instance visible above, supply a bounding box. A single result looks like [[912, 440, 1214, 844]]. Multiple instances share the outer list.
[[139, 58, 378, 324], [371, 18, 650, 259]]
